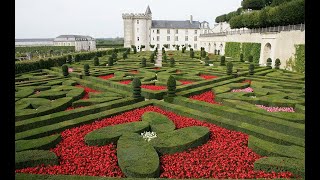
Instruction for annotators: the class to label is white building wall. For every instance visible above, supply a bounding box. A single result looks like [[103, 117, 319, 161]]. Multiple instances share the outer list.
[[123, 18, 134, 48]]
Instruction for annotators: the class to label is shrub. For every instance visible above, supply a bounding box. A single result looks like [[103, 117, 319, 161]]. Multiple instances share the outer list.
[[122, 52, 128, 60], [275, 58, 281, 69], [220, 56, 226, 66], [84, 64, 90, 76], [163, 44, 169, 49], [126, 48, 131, 54], [266, 58, 272, 67], [226, 62, 234, 75], [249, 63, 255, 75], [108, 57, 114, 66], [74, 54, 80, 62], [204, 56, 209, 66], [141, 58, 147, 67], [167, 75, 176, 97], [182, 47, 185, 53], [190, 50, 195, 59], [215, 14, 227, 23], [149, 44, 155, 48], [132, 78, 142, 98], [225, 42, 241, 60], [67, 55, 72, 63], [140, 45, 145, 51], [170, 57, 175, 67], [248, 55, 254, 63], [39, 59, 45, 69], [93, 56, 99, 66], [240, 53, 244, 62], [176, 45, 180, 51], [133, 47, 137, 54], [150, 53, 155, 63], [111, 53, 117, 61], [241, 0, 265, 10], [162, 53, 167, 63], [201, 50, 207, 58], [61, 64, 68, 77]]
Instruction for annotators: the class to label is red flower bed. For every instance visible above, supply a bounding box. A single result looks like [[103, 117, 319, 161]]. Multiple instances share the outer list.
[[154, 67, 161, 70], [178, 80, 194, 85], [200, 74, 219, 80], [98, 74, 114, 80], [119, 80, 132, 85], [16, 106, 295, 179], [130, 70, 138, 74], [75, 85, 101, 100], [65, 106, 85, 111], [242, 79, 252, 84], [189, 91, 222, 105]]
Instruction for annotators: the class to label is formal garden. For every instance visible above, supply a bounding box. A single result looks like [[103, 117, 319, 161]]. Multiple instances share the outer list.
[[15, 47, 305, 179]]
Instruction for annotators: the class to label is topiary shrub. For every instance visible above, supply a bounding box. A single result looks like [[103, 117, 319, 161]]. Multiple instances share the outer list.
[[132, 78, 142, 98], [249, 63, 255, 75], [182, 47, 186, 53], [226, 62, 233, 75], [220, 56, 226, 66], [266, 58, 272, 67], [108, 57, 114, 66], [133, 47, 137, 54], [74, 54, 80, 62], [176, 45, 180, 51], [169, 57, 175, 67], [84, 64, 90, 76], [167, 75, 176, 97], [275, 58, 281, 69], [93, 56, 99, 66], [240, 53, 244, 62], [150, 53, 155, 63], [201, 50, 207, 58], [248, 55, 253, 63], [111, 53, 117, 61], [162, 53, 167, 63], [190, 49, 195, 59], [204, 56, 209, 66], [123, 52, 128, 60], [67, 55, 72, 63], [141, 58, 147, 67], [61, 64, 69, 77], [39, 59, 45, 69]]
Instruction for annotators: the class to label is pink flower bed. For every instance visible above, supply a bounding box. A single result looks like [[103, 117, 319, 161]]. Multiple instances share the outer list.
[[231, 87, 254, 93], [68, 68, 73, 73], [255, 105, 295, 112], [15, 106, 295, 179]]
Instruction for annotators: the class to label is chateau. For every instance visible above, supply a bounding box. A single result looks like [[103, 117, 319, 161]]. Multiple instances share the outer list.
[[122, 6, 210, 51], [53, 35, 96, 52]]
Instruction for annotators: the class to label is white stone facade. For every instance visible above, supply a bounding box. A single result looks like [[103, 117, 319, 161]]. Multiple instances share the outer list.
[[53, 35, 96, 52]]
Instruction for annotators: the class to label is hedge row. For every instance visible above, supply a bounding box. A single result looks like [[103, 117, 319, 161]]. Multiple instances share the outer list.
[[15, 99, 148, 140], [224, 42, 241, 59], [15, 134, 61, 152], [15, 150, 58, 169], [141, 112, 176, 133], [72, 97, 122, 107], [242, 43, 261, 64], [15, 97, 143, 133]]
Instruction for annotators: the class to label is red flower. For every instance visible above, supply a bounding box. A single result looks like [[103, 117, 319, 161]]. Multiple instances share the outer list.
[[98, 74, 114, 80], [65, 106, 85, 111], [119, 80, 132, 85], [200, 74, 218, 80], [16, 106, 296, 179], [190, 91, 222, 105], [118, 80, 166, 91], [130, 70, 139, 74], [154, 67, 161, 70], [178, 80, 194, 85], [75, 85, 101, 100]]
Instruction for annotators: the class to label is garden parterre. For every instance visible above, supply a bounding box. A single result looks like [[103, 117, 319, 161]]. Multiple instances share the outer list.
[[15, 49, 305, 179]]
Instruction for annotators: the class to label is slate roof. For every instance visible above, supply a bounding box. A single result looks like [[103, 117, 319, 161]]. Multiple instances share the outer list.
[[151, 20, 201, 29], [145, 5, 152, 14], [54, 35, 94, 42]]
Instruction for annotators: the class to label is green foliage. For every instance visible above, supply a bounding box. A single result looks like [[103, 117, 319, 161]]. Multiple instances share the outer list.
[[142, 112, 176, 133], [67, 55, 72, 62], [294, 44, 305, 73], [215, 14, 227, 23], [150, 53, 155, 63], [226, 62, 234, 75], [267, 58, 272, 67], [240, 53, 244, 62], [61, 64, 69, 77], [226, 11, 240, 21], [15, 134, 61, 152], [248, 55, 254, 63], [141, 57, 147, 67], [108, 57, 114, 66], [133, 46, 137, 54], [220, 56, 226, 66], [249, 63, 255, 75], [140, 45, 145, 51], [167, 75, 176, 97], [84, 64, 90, 76], [163, 44, 169, 48], [242, 43, 261, 63], [201, 50, 206, 58], [241, 0, 265, 10], [170, 57, 175, 67], [15, 46, 75, 58], [132, 77, 142, 98], [204, 56, 209, 66], [93, 56, 99, 66], [149, 44, 155, 48], [162, 53, 167, 62], [275, 58, 281, 69], [182, 47, 186, 53], [225, 42, 241, 59], [122, 52, 128, 59], [190, 50, 195, 59], [15, 150, 58, 169], [176, 45, 180, 51], [74, 54, 80, 62]]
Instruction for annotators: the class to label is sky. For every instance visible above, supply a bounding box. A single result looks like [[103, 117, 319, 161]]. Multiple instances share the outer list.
[[15, 0, 241, 39]]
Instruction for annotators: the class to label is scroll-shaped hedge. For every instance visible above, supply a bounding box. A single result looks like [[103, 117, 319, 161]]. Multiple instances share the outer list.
[[117, 133, 160, 178], [15, 134, 61, 152], [141, 112, 175, 133], [15, 150, 58, 169], [84, 121, 149, 146], [151, 126, 210, 154]]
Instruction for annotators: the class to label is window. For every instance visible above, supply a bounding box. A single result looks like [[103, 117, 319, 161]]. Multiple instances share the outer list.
[[185, 36, 188, 41], [175, 29, 178, 34], [137, 20, 139, 24], [167, 29, 170, 34], [185, 30, 188, 34], [194, 44, 197, 49], [167, 36, 170, 41], [157, 36, 160, 41], [137, 37, 140, 41], [195, 30, 197, 34], [175, 36, 178, 41], [157, 29, 160, 34], [194, 36, 197, 41]]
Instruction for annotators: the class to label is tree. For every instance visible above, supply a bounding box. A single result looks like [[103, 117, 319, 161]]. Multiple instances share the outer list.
[[61, 64, 69, 77], [204, 56, 210, 66], [141, 58, 147, 67], [108, 57, 114, 66], [226, 62, 234, 75], [248, 55, 253, 63], [84, 64, 90, 76], [275, 58, 281, 69], [149, 44, 155, 48], [201, 50, 207, 58], [266, 58, 272, 67], [67, 55, 72, 63], [241, 0, 265, 10], [150, 53, 155, 63], [123, 52, 128, 60], [74, 54, 80, 62], [94, 56, 99, 66], [176, 45, 180, 51], [132, 78, 142, 98], [170, 57, 175, 67], [249, 63, 255, 75], [215, 14, 227, 23], [220, 56, 226, 66], [167, 75, 176, 97], [162, 53, 167, 63], [240, 53, 244, 62]]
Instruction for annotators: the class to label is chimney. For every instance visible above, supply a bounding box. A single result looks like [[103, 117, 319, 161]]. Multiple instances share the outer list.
[[190, 15, 193, 24]]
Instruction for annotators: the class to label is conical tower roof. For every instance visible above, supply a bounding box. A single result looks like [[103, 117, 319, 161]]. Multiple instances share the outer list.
[[145, 5, 152, 14]]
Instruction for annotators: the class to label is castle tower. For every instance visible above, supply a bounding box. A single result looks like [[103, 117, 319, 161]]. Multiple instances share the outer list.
[[122, 6, 152, 51]]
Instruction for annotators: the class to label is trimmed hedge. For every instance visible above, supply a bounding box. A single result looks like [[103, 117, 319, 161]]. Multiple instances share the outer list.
[[141, 112, 175, 133], [15, 134, 61, 152], [15, 150, 58, 169], [225, 42, 241, 59], [242, 43, 261, 64], [151, 126, 210, 155], [72, 97, 122, 107], [85, 121, 150, 146], [117, 133, 160, 178]]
